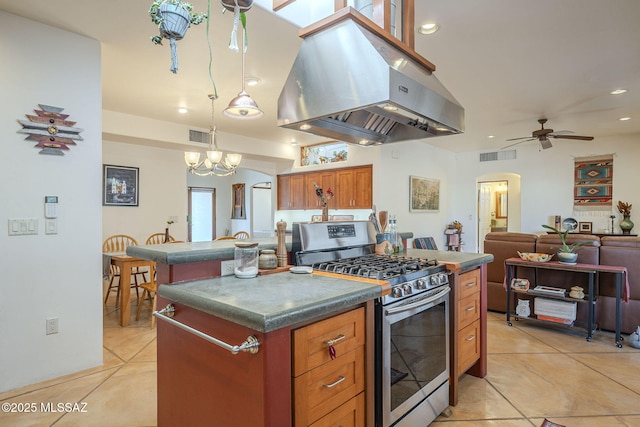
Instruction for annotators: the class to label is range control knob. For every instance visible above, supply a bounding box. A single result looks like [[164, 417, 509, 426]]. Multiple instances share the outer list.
[[430, 275, 439, 286], [416, 279, 427, 290], [391, 287, 403, 298], [402, 284, 413, 294], [439, 273, 449, 285]]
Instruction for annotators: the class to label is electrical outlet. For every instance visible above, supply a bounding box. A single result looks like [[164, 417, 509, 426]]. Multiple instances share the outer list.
[[221, 260, 235, 276], [46, 318, 58, 335]]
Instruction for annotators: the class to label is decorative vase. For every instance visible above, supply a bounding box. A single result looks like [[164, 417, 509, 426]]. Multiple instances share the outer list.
[[321, 205, 329, 222], [620, 215, 634, 235], [516, 299, 531, 318], [557, 252, 578, 264]]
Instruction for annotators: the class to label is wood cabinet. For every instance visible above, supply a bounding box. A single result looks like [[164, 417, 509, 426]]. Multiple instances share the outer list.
[[292, 307, 366, 427], [277, 165, 372, 211], [278, 174, 306, 210], [335, 166, 372, 209], [448, 266, 487, 406], [305, 171, 336, 210]]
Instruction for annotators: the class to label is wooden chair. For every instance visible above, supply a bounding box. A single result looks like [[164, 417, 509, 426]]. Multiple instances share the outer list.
[[102, 234, 145, 307], [214, 236, 236, 240], [146, 233, 175, 244], [136, 263, 157, 328], [233, 231, 250, 239]]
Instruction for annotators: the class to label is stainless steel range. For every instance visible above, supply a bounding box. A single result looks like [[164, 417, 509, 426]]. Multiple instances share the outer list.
[[292, 221, 451, 427]]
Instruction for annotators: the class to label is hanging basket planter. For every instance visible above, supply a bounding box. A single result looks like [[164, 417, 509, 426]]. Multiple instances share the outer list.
[[159, 3, 191, 40], [149, 0, 207, 74]]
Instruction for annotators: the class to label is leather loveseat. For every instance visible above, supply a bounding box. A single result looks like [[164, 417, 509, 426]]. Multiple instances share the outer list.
[[483, 232, 640, 334]]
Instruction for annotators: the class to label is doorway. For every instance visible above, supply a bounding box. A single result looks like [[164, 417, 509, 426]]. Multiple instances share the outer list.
[[188, 187, 216, 242], [477, 180, 508, 251], [251, 182, 273, 237]]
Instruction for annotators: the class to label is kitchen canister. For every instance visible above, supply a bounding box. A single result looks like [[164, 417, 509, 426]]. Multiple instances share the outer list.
[[259, 249, 277, 270], [234, 241, 259, 278]]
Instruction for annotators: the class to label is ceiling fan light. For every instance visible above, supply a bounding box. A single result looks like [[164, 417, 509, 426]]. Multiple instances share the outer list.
[[223, 91, 264, 119]]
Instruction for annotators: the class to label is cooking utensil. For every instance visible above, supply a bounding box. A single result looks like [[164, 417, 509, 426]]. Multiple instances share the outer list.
[[379, 211, 388, 233]]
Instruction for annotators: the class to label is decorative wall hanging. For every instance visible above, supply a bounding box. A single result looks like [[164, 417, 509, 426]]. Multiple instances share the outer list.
[[574, 155, 613, 211], [300, 141, 348, 166], [17, 104, 83, 156], [103, 165, 139, 207], [232, 183, 246, 219], [410, 176, 440, 212]]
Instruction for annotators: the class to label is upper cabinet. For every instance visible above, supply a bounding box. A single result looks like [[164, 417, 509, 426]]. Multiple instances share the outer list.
[[277, 165, 372, 211], [277, 174, 306, 210], [336, 166, 372, 209]]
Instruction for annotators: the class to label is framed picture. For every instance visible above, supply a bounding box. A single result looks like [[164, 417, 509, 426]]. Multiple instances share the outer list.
[[300, 140, 348, 166], [103, 165, 139, 206], [410, 176, 440, 212], [578, 222, 592, 233]]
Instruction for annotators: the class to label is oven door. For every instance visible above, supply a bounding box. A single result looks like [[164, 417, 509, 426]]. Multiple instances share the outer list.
[[377, 286, 450, 427]]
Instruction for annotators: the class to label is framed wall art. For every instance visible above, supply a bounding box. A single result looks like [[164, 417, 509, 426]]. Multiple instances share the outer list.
[[410, 176, 440, 212], [300, 141, 348, 166], [103, 165, 139, 206], [578, 222, 592, 233]]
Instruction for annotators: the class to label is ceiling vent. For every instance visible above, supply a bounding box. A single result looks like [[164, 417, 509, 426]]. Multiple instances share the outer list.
[[480, 150, 517, 162], [189, 129, 209, 144]]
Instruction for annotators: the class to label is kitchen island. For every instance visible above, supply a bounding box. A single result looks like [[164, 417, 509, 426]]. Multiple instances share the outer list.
[[131, 241, 492, 426]]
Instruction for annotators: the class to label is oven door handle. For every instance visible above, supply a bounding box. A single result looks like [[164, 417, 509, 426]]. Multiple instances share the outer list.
[[384, 286, 450, 315]]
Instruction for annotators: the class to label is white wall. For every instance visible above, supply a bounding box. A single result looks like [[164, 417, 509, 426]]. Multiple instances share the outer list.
[[102, 140, 188, 243], [0, 12, 102, 392], [455, 134, 640, 251]]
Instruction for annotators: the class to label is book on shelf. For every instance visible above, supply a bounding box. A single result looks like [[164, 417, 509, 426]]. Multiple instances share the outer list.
[[536, 314, 574, 326], [531, 285, 566, 297]]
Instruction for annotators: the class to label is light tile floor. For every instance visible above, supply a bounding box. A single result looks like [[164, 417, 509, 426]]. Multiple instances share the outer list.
[[2, 305, 640, 426]]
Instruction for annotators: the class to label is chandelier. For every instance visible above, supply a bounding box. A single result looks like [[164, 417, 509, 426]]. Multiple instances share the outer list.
[[184, 94, 242, 176]]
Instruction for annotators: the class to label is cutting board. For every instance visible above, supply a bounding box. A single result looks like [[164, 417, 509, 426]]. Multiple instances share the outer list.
[[258, 265, 292, 275]]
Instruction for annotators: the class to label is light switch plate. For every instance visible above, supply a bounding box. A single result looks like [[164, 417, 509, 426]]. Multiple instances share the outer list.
[[8, 219, 38, 236], [45, 219, 58, 235]]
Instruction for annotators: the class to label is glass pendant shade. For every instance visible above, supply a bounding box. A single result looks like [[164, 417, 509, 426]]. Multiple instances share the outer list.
[[207, 150, 223, 164], [223, 91, 263, 119], [226, 153, 243, 166], [184, 151, 201, 166]]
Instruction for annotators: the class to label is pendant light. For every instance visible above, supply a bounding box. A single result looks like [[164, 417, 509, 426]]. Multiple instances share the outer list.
[[185, 94, 242, 176], [223, 27, 263, 119]]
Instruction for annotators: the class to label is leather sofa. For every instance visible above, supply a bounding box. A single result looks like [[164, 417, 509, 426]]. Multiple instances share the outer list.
[[483, 232, 639, 334]]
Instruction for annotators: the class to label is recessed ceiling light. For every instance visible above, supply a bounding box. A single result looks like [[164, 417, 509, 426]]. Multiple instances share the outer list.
[[418, 23, 439, 35], [488, 135, 495, 138], [619, 117, 631, 121], [611, 89, 628, 95], [300, 124, 311, 130], [383, 104, 398, 111], [290, 139, 298, 146], [178, 107, 188, 114], [245, 77, 261, 87]]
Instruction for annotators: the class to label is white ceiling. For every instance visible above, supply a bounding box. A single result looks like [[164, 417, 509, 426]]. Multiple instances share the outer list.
[[2, 0, 639, 153]]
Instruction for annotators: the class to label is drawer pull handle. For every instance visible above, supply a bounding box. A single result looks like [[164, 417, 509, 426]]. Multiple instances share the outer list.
[[465, 306, 475, 312], [323, 375, 346, 388], [465, 282, 476, 287], [465, 334, 476, 341], [325, 334, 346, 346]]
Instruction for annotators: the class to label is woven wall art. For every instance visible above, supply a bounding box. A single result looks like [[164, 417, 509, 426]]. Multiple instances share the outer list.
[[574, 155, 613, 210]]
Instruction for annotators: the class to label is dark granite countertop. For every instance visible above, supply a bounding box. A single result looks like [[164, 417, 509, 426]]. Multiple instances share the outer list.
[[127, 237, 289, 264], [158, 271, 384, 333]]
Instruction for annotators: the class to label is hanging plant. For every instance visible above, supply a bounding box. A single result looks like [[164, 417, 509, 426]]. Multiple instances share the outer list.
[[221, 0, 253, 52], [149, 0, 208, 73]]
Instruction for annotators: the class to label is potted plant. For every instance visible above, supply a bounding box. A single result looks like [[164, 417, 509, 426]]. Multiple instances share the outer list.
[[541, 224, 594, 264], [617, 200, 634, 234], [149, 0, 208, 73]]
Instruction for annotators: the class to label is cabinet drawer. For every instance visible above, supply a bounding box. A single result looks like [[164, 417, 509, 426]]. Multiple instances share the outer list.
[[308, 393, 365, 427], [457, 292, 480, 330], [293, 307, 365, 376], [457, 268, 481, 300], [294, 347, 365, 427], [458, 319, 480, 373]]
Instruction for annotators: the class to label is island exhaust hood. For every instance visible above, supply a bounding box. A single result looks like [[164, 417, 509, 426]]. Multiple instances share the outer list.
[[277, 9, 464, 146]]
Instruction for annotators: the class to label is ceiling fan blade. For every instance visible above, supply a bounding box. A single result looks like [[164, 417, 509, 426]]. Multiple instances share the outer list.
[[551, 134, 594, 141], [502, 138, 535, 149], [548, 130, 574, 136], [505, 136, 533, 141]]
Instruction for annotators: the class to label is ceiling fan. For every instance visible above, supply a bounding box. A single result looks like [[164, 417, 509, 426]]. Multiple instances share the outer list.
[[503, 118, 594, 149]]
